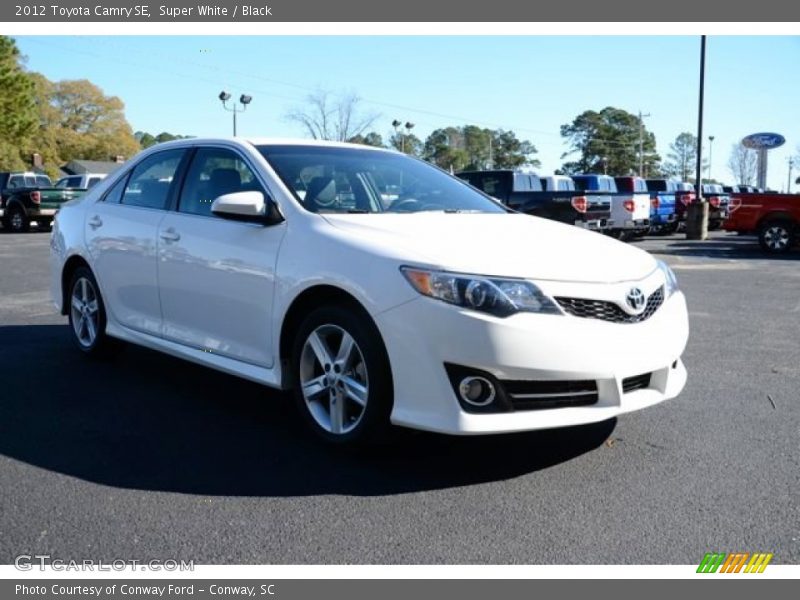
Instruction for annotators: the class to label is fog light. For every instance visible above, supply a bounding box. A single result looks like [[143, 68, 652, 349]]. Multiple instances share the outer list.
[[458, 376, 496, 407]]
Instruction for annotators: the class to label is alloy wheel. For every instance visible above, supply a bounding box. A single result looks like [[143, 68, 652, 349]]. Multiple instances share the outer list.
[[764, 225, 790, 251], [71, 277, 100, 348], [299, 324, 369, 435]]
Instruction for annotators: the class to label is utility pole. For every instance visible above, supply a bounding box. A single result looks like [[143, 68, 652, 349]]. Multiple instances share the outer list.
[[638, 110, 651, 176]]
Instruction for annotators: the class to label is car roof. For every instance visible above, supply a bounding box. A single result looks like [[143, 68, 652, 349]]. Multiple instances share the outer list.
[[145, 137, 399, 155]]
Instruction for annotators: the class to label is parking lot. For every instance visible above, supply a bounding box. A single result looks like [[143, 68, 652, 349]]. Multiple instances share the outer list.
[[0, 230, 798, 564]]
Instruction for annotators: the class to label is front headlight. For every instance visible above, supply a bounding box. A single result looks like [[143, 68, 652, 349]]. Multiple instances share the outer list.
[[400, 267, 562, 318], [657, 260, 679, 297]]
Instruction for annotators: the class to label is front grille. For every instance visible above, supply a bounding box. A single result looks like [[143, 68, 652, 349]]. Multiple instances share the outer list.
[[622, 372, 651, 393], [555, 286, 664, 324], [502, 379, 599, 411]]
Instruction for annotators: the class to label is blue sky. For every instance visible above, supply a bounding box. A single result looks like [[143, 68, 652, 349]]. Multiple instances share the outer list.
[[14, 35, 800, 190]]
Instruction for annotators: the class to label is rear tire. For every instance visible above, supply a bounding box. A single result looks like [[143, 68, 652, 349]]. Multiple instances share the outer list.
[[758, 219, 794, 254], [67, 266, 116, 357], [5, 206, 29, 233], [290, 304, 393, 446]]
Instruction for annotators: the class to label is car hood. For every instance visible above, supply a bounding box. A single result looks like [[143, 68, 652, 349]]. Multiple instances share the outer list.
[[322, 212, 657, 283]]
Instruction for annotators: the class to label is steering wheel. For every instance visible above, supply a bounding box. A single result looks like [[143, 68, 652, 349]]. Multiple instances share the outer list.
[[387, 198, 422, 212]]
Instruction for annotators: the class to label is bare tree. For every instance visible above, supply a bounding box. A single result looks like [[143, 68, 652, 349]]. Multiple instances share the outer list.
[[727, 143, 758, 185], [286, 89, 379, 142]]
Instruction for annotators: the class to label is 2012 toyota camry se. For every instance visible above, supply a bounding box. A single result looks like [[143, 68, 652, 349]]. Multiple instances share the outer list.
[[50, 138, 689, 444]]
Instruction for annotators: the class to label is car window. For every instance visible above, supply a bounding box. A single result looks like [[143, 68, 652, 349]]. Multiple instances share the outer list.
[[103, 174, 129, 204], [179, 147, 262, 217], [8, 175, 23, 189], [87, 177, 103, 189], [36, 175, 52, 187], [121, 149, 185, 210], [261, 145, 505, 214]]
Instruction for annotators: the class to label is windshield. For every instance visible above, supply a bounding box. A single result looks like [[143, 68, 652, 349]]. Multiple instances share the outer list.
[[257, 145, 506, 214]]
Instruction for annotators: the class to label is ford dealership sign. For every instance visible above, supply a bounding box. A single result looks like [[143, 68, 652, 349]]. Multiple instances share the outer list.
[[742, 132, 785, 150]]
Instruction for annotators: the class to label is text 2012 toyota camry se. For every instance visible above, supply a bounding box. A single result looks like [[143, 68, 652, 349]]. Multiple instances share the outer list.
[[50, 138, 689, 444]]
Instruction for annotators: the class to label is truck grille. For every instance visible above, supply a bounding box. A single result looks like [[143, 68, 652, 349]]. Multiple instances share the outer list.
[[502, 379, 598, 410], [555, 286, 664, 324]]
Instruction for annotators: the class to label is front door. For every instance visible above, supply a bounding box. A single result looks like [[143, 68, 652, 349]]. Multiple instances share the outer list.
[[157, 146, 285, 368]]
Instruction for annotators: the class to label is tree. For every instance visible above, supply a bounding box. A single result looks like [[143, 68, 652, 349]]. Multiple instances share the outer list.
[[135, 130, 191, 149], [560, 107, 659, 176], [422, 127, 469, 171], [347, 131, 385, 148], [492, 129, 540, 169], [286, 89, 379, 142], [0, 36, 37, 171], [23, 74, 140, 178], [422, 126, 538, 171], [664, 132, 699, 181], [727, 143, 757, 185], [389, 131, 423, 157]]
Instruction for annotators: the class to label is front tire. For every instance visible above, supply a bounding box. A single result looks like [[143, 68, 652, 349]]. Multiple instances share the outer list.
[[758, 219, 794, 254], [291, 304, 393, 445], [67, 266, 115, 356]]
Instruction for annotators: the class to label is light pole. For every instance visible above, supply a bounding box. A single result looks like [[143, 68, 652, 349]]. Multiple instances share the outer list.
[[392, 120, 414, 153], [686, 35, 709, 241], [219, 91, 252, 136], [707, 135, 715, 181]]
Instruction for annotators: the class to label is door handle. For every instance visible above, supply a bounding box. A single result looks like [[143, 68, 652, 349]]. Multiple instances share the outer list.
[[88, 215, 103, 229], [160, 228, 181, 242]]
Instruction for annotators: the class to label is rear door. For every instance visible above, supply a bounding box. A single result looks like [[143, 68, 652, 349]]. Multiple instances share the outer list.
[[85, 148, 187, 337]]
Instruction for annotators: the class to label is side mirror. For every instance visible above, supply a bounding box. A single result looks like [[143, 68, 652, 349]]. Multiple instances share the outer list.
[[210, 191, 283, 225]]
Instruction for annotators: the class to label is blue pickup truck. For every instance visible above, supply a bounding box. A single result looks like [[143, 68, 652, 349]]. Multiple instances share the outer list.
[[645, 179, 679, 234]]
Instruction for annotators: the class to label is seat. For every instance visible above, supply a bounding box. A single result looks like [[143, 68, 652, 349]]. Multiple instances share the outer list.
[[303, 176, 336, 212], [208, 168, 243, 199]]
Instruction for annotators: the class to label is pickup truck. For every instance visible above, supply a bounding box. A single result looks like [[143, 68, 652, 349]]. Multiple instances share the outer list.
[[0, 172, 82, 232], [700, 183, 730, 230], [724, 191, 800, 253], [612, 176, 651, 239], [673, 182, 695, 227], [645, 179, 679, 233], [456, 169, 611, 232], [55, 173, 107, 190]]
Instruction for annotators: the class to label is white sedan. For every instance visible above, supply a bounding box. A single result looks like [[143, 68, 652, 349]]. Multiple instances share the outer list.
[[50, 138, 689, 444]]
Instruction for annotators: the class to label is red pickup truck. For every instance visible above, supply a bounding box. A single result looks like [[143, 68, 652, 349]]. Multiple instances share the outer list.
[[724, 192, 800, 254]]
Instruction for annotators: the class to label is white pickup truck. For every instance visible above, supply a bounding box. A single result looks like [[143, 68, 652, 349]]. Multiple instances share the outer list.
[[55, 173, 107, 190], [612, 176, 651, 240]]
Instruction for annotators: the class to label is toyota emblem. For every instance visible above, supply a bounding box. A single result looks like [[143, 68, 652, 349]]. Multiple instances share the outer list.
[[626, 287, 646, 312]]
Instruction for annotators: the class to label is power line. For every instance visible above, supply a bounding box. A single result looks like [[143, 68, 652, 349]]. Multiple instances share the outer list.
[[22, 37, 678, 152]]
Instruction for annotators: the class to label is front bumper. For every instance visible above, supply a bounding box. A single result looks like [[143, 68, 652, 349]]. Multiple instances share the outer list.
[[376, 284, 689, 435]]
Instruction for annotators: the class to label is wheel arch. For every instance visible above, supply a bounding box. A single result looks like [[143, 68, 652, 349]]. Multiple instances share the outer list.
[[60, 254, 92, 315], [757, 211, 797, 230], [278, 284, 389, 388]]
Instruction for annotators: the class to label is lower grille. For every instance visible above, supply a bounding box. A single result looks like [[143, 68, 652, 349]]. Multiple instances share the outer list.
[[502, 379, 599, 411], [556, 286, 664, 324], [622, 372, 651, 393]]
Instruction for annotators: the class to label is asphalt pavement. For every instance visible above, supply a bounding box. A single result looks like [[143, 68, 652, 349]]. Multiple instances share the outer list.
[[0, 230, 798, 564]]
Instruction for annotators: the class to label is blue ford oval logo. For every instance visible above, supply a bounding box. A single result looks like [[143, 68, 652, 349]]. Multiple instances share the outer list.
[[626, 287, 646, 313], [742, 132, 785, 150]]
